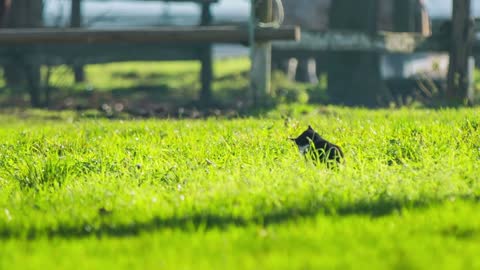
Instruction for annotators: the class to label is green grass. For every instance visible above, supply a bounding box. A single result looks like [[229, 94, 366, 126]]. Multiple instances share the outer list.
[[0, 58, 319, 108], [82, 58, 250, 92], [46, 58, 251, 99], [0, 106, 479, 269]]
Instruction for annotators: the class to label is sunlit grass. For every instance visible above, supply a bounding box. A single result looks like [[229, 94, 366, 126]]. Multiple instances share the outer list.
[[0, 106, 479, 269], [43, 58, 250, 92]]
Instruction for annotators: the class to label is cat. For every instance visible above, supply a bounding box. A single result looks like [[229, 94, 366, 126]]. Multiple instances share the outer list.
[[291, 125, 344, 164]]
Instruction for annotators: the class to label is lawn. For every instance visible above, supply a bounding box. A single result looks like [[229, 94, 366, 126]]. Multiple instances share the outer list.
[[0, 106, 479, 269]]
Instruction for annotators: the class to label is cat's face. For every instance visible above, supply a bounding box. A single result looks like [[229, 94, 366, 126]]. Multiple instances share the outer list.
[[292, 126, 319, 154]]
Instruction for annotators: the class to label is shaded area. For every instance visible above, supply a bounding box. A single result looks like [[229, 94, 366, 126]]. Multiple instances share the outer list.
[[1, 193, 479, 240], [0, 62, 321, 118], [441, 225, 479, 240]]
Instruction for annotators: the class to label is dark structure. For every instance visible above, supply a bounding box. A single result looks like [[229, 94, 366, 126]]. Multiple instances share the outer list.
[[0, 0, 10, 25], [71, 0, 85, 83], [3, 0, 43, 107], [446, 0, 474, 104], [327, 0, 383, 107]]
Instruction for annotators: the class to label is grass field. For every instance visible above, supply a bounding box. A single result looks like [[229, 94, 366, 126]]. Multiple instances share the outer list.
[[0, 106, 479, 269]]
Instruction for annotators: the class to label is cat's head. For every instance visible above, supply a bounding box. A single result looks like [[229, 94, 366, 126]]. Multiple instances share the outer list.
[[291, 125, 321, 154]]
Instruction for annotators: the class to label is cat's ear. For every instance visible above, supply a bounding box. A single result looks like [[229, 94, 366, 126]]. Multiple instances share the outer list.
[[308, 125, 313, 130], [288, 137, 296, 141]]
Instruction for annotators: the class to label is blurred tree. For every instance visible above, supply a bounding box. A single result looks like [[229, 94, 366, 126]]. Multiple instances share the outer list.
[[4, 0, 43, 107]]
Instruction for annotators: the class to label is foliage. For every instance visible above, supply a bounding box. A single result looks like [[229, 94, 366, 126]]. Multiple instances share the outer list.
[[0, 106, 479, 269]]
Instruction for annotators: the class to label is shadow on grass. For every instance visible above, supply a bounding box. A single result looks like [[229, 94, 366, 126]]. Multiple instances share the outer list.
[[1, 194, 479, 240]]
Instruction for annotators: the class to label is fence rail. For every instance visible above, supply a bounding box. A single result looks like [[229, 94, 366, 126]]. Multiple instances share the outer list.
[[0, 26, 299, 45]]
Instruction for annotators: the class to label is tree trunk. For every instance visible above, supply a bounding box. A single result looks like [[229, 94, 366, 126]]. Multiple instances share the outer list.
[[327, 0, 385, 107], [446, 0, 474, 104]]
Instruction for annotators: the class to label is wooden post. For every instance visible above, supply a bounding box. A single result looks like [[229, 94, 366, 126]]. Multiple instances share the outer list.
[[5, 0, 43, 107], [446, 0, 474, 104], [250, 0, 273, 106], [71, 0, 85, 83], [327, 0, 385, 107], [199, 2, 213, 105]]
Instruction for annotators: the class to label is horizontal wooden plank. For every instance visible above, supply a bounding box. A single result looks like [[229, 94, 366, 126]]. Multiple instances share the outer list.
[[0, 26, 300, 45]]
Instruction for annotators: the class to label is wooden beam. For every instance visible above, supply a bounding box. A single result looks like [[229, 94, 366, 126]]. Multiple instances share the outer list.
[[0, 26, 300, 44], [446, 0, 474, 103]]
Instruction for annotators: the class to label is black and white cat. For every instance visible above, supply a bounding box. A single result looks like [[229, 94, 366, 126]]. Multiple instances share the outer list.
[[291, 125, 344, 164]]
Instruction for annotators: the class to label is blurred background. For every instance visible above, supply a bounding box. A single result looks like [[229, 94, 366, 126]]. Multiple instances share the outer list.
[[0, 0, 478, 117]]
